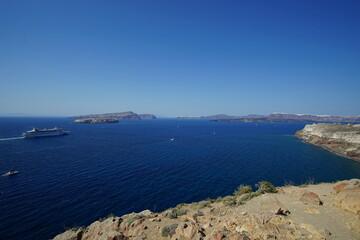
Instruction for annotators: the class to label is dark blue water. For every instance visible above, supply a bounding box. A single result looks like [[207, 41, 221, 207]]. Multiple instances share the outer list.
[[1, 118, 359, 240]]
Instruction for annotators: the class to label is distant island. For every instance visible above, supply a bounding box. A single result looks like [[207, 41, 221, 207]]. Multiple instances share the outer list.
[[296, 123, 360, 161], [74, 118, 119, 124], [72, 111, 156, 123], [206, 113, 360, 123]]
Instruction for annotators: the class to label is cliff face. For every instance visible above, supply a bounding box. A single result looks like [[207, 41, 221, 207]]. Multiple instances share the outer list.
[[53, 179, 360, 240], [138, 114, 157, 119], [295, 123, 360, 160]]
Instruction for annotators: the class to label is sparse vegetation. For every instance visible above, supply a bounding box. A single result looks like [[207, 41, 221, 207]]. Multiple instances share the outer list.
[[222, 196, 237, 206], [196, 200, 211, 209], [65, 226, 85, 232], [284, 179, 294, 187], [237, 192, 261, 205], [127, 214, 145, 225], [256, 181, 278, 194], [165, 207, 188, 219], [233, 184, 253, 195], [299, 177, 316, 187], [161, 224, 178, 237], [98, 213, 116, 222]]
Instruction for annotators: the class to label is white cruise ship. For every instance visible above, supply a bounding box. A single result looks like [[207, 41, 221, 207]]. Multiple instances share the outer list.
[[22, 127, 70, 138]]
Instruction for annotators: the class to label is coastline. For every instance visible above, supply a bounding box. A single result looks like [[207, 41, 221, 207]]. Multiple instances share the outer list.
[[295, 123, 360, 162], [296, 137, 360, 162], [53, 179, 360, 240]]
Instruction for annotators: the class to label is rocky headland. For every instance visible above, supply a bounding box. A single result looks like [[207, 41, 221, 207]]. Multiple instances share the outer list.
[[296, 123, 360, 161], [74, 118, 119, 124], [72, 112, 157, 122], [53, 179, 360, 240], [139, 114, 157, 119]]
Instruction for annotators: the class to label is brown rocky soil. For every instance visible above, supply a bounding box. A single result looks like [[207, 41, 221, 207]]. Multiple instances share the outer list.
[[53, 179, 360, 240]]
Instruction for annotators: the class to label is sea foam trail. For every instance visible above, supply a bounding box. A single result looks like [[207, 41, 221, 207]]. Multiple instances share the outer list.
[[0, 137, 24, 141]]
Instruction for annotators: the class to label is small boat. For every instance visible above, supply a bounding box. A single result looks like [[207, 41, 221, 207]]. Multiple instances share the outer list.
[[2, 170, 19, 177], [170, 138, 175, 141]]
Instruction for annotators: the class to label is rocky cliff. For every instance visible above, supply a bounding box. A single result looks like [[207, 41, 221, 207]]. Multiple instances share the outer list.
[[139, 114, 157, 119], [295, 123, 360, 161], [53, 179, 360, 240]]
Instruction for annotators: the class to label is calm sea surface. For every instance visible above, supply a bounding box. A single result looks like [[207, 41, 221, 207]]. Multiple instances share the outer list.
[[1, 117, 360, 239]]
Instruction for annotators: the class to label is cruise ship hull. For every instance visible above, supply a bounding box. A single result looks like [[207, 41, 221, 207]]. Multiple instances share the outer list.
[[22, 128, 70, 138], [23, 132, 69, 138]]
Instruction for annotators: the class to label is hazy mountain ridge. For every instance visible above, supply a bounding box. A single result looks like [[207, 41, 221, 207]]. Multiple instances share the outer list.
[[210, 113, 360, 123]]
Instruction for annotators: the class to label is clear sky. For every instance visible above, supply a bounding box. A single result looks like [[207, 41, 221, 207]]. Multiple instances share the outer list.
[[0, 0, 359, 117]]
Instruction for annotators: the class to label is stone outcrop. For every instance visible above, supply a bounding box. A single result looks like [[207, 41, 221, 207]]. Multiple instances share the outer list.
[[53, 179, 360, 240], [295, 123, 360, 161], [333, 179, 360, 216]]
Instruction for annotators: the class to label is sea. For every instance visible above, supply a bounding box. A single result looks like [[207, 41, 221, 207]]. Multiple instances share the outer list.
[[1, 117, 360, 240]]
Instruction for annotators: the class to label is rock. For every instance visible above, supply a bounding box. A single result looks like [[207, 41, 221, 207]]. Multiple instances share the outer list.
[[81, 217, 124, 240], [333, 179, 360, 216], [333, 182, 349, 193], [320, 229, 332, 236], [150, 217, 161, 222], [300, 192, 323, 205], [258, 194, 290, 215], [203, 222, 212, 229], [227, 232, 247, 240], [174, 222, 197, 239], [138, 210, 152, 217], [53, 228, 83, 240], [213, 231, 225, 240]]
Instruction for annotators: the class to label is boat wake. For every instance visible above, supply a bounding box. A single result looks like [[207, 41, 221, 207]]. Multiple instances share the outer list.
[[0, 137, 25, 141]]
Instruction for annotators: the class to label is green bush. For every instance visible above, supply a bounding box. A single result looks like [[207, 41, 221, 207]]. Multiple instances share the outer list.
[[256, 181, 277, 194], [98, 213, 116, 222], [127, 214, 144, 225], [165, 208, 188, 219], [237, 193, 253, 205], [233, 185, 253, 195], [222, 196, 237, 206], [161, 224, 178, 237], [196, 200, 211, 209]]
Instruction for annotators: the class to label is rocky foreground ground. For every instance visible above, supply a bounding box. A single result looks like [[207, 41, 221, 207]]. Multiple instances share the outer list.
[[53, 179, 360, 240], [296, 123, 360, 161]]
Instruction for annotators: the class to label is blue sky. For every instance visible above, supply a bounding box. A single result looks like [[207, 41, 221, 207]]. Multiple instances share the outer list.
[[0, 0, 359, 117]]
